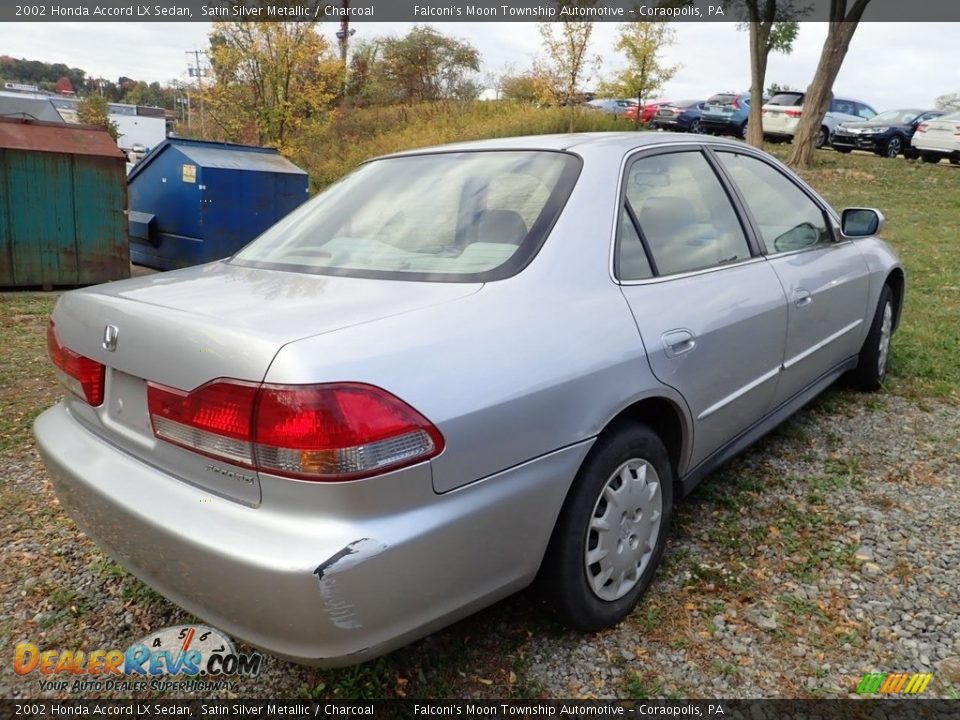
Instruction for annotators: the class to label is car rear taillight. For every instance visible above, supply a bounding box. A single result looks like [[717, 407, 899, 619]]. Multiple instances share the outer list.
[[916, 123, 928, 133], [148, 380, 444, 481], [785, 108, 802, 118], [731, 97, 740, 110], [47, 321, 105, 406]]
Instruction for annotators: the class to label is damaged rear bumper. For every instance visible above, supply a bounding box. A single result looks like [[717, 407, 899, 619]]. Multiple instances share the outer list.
[[35, 402, 591, 666]]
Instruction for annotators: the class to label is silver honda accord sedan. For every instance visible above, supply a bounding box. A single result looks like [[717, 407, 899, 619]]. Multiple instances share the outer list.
[[35, 133, 903, 667]]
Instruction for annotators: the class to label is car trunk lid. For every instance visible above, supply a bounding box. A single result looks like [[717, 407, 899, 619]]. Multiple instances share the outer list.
[[52, 261, 480, 505]]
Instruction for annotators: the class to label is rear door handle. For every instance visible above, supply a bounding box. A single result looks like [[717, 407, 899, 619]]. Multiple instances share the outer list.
[[662, 329, 696, 358], [794, 289, 812, 308]]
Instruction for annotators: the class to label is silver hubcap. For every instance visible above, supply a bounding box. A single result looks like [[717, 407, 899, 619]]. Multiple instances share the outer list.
[[585, 459, 662, 601], [878, 301, 893, 377]]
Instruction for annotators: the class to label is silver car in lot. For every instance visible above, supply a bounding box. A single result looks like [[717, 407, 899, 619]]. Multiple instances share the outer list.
[[35, 133, 904, 667]]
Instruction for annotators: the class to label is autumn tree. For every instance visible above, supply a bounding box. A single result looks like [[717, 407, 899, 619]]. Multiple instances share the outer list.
[[204, 18, 341, 148], [935, 92, 960, 112], [76, 94, 119, 141], [600, 22, 679, 115], [538, 4, 601, 130], [346, 27, 481, 105], [787, 0, 873, 168], [500, 69, 557, 104]]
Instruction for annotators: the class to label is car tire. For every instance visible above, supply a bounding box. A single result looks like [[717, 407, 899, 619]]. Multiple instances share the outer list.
[[540, 423, 673, 632], [739, 121, 748, 139], [689, 119, 702, 134], [950, 157, 960, 166], [922, 154, 940, 164], [851, 285, 894, 392], [815, 127, 829, 148], [884, 137, 902, 158]]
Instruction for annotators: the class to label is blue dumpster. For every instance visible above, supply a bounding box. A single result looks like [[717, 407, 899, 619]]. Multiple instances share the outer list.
[[127, 138, 308, 270]]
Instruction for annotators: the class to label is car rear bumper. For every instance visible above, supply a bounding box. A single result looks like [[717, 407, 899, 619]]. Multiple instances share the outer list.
[[35, 403, 590, 666], [912, 137, 960, 156], [701, 118, 742, 134]]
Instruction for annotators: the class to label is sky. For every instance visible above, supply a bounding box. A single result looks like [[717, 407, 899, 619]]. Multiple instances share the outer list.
[[0, 21, 956, 109]]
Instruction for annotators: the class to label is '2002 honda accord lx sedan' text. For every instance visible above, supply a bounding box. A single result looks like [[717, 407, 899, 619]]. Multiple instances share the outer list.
[[35, 133, 904, 667]]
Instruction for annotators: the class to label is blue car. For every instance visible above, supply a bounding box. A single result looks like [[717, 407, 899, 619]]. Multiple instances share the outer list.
[[651, 100, 705, 133], [700, 92, 753, 139]]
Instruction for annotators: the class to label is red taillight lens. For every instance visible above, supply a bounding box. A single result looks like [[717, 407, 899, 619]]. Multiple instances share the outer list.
[[47, 321, 105, 406], [917, 123, 928, 133], [731, 97, 740, 110], [785, 108, 802, 118], [148, 380, 258, 467], [148, 380, 444, 481]]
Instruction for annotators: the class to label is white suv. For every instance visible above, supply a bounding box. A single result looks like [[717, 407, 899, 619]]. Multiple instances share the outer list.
[[762, 91, 876, 148]]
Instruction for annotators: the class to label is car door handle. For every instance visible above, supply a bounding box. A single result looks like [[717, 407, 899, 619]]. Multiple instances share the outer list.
[[662, 329, 696, 358], [794, 289, 813, 308]]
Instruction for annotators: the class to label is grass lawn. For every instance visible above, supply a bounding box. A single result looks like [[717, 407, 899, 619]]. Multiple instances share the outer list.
[[0, 139, 957, 698]]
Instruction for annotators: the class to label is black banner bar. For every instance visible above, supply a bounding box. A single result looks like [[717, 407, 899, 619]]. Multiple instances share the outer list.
[[3, 0, 960, 23], [0, 699, 956, 720]]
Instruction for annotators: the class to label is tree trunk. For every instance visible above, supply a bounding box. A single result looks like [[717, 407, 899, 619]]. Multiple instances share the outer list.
[[746, 22, 771, 148], [786, 20, 861, 169]]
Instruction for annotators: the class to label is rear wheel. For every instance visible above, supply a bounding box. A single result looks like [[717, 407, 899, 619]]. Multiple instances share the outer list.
[[851, 285, 894, 391], [815, 126, 829, 148], [883, 136, 903, 158], [739, 121, 748, 139], [540, 424, 673, 631], [950, 157, 960, 166], [689, 119, 702, 134]]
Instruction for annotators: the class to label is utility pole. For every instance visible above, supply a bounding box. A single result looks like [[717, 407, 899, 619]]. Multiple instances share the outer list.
[[335, 0, 356, 98], [185, 49, 208, 136]]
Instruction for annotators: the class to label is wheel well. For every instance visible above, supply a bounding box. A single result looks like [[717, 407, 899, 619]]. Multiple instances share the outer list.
[[886, 269, 905, 331], [602, 398, 685, 481]]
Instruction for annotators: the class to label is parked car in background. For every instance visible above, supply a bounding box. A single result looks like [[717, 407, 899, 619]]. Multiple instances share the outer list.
[[651, 100, 706, 133], [833, 109, 946, 158], [910, 111, 960, 164], [36, 132, 903, 668], [700, 92, 755, 139], [625, 100, 670, 124], [762, 91, 877, 147], [587, 98, 638, 116]]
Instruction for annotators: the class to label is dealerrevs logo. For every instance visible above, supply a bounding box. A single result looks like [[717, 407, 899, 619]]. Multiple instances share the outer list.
[[15, 624, 263, 693]]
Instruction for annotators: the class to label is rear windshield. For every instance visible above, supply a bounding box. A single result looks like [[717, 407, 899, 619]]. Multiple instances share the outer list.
[[707, 94, 737, 104], [768, 92, 804, 106], [232, 151, 581, 282]]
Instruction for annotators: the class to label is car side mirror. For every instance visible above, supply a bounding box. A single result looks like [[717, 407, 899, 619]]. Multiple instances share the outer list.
[[841, 208, 885, 238]]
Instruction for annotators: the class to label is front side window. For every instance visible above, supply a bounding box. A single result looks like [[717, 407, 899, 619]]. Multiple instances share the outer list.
[[619, 151, 751, 277], [716, 151, 832, 254], [232, 151, 581, 282]]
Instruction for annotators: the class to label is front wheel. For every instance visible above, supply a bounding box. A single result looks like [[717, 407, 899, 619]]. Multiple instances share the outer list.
[[540, 424, 673, 631], [815, 126, 829, 148], [851, 285, 894, 391], [884, 136, 903, 158]]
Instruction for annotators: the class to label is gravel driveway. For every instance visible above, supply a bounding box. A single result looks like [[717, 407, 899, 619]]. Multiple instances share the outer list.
[[2, 389, 959, 699]]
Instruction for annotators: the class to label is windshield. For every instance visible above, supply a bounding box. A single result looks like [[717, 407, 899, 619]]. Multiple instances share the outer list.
[[872, 109, 924, 124], [707, 94, 737, 105], [232, 151, 581, 282]]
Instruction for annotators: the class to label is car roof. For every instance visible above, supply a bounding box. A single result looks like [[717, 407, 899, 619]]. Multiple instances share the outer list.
[[377, 132, 748, 158]]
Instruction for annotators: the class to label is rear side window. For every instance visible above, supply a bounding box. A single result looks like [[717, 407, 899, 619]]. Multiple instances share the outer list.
[[619, 151, 751, 277], [716, 151, 832, 254], [856, 103, 877, 119], [232, 151, 581, 282]]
